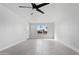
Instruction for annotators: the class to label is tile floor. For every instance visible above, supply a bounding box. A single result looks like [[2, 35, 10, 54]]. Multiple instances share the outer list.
[[0, 39, 79, 55]]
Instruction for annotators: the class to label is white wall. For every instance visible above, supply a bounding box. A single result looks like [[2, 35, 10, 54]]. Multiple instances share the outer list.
[[55, 4, 79, 52], [0, 5, 29, 51]]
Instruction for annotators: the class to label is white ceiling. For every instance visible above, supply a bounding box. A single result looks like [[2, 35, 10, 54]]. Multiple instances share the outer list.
[[1, 3, 79, 23]]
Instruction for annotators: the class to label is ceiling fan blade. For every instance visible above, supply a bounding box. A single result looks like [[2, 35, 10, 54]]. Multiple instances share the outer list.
[[36, 3, 49, 8], [31, 3, 34, 8], [18, 6, 32, 8], [31, 3, 37, 9], [36, 8, 44, 14]]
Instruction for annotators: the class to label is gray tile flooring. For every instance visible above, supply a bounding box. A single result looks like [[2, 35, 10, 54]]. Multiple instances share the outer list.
[[0, 39, 79, 55]]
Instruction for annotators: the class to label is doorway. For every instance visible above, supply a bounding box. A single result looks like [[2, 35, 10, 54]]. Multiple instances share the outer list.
[[29, 23, 54, 39]]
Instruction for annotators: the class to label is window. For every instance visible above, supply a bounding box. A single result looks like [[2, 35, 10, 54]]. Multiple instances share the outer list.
[[37, 24, 47, 34]]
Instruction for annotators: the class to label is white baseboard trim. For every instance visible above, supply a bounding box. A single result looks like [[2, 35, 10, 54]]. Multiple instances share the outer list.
[[58, 40, 79, 53], [0, 39, 27, 51]]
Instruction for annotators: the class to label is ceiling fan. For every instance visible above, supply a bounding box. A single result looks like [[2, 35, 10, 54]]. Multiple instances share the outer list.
[[18, 3, 49, 14]]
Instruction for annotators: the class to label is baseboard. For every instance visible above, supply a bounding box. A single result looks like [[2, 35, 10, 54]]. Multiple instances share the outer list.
[[0, 39, 27, 51], [58, 40, 79, 53]]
